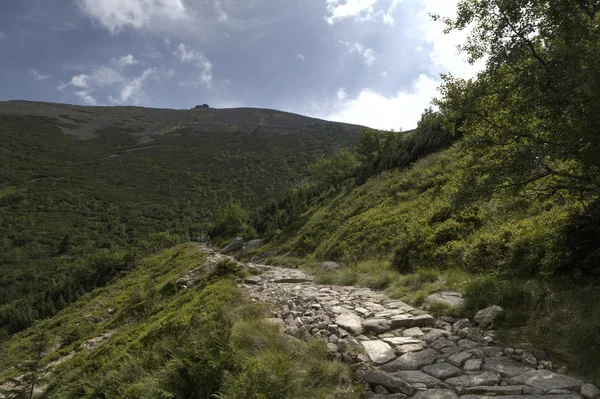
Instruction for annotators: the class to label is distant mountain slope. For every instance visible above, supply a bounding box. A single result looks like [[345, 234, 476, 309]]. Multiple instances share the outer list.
[[0, 101, 365, 334], [0, 100, 362, 140]]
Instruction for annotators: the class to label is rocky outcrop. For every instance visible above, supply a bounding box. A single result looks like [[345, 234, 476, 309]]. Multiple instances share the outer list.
[[222, 237, 244, 254]]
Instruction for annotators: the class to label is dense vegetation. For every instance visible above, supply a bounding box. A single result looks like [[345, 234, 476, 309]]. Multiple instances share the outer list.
[[0, 113, 360, 335], [0, 244, 358, 398], [245, 0, 600, 382]]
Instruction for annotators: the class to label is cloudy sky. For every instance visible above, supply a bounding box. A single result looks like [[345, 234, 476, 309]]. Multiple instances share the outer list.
[[0, 0, 480, 130]]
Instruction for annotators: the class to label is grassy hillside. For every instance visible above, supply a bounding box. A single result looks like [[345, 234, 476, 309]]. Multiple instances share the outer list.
[[0, 244, 357, 398], [250, 141, 600, 382], [0, 103, 362, 335]]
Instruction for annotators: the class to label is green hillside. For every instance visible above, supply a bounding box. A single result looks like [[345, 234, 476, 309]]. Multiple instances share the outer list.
[[0, 244, 357, 398], [0, 104, 362, 335]]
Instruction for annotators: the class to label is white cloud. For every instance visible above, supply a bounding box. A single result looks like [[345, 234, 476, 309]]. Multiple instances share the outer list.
[[215, 0, 228, 22], [109, 68, 156, 104], [323, 0, 484, 130], [296, 53, 306, 62], [75, 90, 98, 105], [325, 0, 378, 25], [326, 74, 439, 130], [112, 54, 138, 69], [339, 41, 376, 66], [76, 0, 189, 33], [174, 43, 213, 88], [336, 88, 348, 100], [29, 69, 50, 81]]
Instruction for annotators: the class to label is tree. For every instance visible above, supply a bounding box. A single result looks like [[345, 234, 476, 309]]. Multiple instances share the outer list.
[[435, 0, 600, 200], [310, 149, 359, 191], [213, 200, 252, 236]]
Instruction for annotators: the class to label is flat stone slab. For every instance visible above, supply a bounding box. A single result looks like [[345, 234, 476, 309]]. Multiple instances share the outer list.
[[511, 370, 584, 393], [382, 337, 423, 346], [392, 370, 441, 386], [362, 340, 396, 364], [483, 357, 535, 377], [381, 349, 437, 371], [581, 384, 600, 399], [335, 312, 364, 334], [412, 389, 458, 399], [402, 327, 425, 337], [461, 396, 581, 399], [362, 318, 392, 333], [447, 351, 473, 367], [422, 363, 462, 379]]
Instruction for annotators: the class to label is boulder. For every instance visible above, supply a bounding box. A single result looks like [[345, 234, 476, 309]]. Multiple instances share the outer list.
[[320, 261, 340, 270], [581, 384, 600, 399], [364, 370, 414, 395], [361, 340, 396, 364], [362, 318, 392, 334], [222, 236, 244, 253], [474, 305, 503, 327], [381, 349, 437, 371], [423, 291, 465, 308], [335, 312, 364, 334], [241, 239, 265, 254]]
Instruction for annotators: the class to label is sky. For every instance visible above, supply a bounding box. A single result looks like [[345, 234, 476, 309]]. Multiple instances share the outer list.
[[0, 0, 481, 130]]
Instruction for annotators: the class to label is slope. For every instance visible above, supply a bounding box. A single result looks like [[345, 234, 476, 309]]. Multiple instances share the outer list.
[[0, 101, 363, 335]]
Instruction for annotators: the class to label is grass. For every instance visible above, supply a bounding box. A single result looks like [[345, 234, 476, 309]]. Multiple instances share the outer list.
[[0, 244, 360, 398]]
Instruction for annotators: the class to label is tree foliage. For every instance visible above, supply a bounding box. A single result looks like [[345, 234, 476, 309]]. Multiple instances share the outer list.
[[436, 0, 600, 199], [310, 149, 359, 191]]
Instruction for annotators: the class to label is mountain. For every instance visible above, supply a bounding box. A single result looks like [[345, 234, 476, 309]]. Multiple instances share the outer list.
[[0, 101, 365, 335]]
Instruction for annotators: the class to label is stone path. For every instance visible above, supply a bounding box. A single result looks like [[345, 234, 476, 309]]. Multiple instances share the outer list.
[[234, 258, 600, 399]]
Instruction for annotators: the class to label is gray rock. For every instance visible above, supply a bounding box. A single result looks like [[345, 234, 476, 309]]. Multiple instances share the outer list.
[[222, 236, 244, 253], [520, 352, 538, 368], [362, 318, 392, 334], [403, 327, 425, 337], [581, 384, 600, 399], [335, 312, 364, 334], [445, 375, 472, 387], [421, 363, 462, 379], [510, 370, 584, 393], [392, 370, 441, 386], [363, 370, 414, 395], [480, 346, 503, 357], [458, 339, 481, 350], [469, 371, 501, 386], [395, 343, 426, 354], [381, 349, 437, 371], [423, 291, 465, 308], [243, 275, 262, 284], [320, 261, 340, 270], [465, 385, 526, 395], [452, 318, 471, 332], [241, 239, 265, 254], [411, 314, 436, 327], [474, 305, 503, 328], [463, 358, 482, 371], [447, 352, 473, 367], [391, 315, 415, 328], [412, 389, 458, 399], [423, 329, 451, 342], [430, 338, 456, 350], [382, 337, 423, 346], [483, 357, 535, 377], [362, 340, 396, 364], [461, 396, 581, 399]]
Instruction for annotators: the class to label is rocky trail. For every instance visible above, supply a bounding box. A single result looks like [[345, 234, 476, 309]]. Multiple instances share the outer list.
[[202, 247, 600, 399]]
